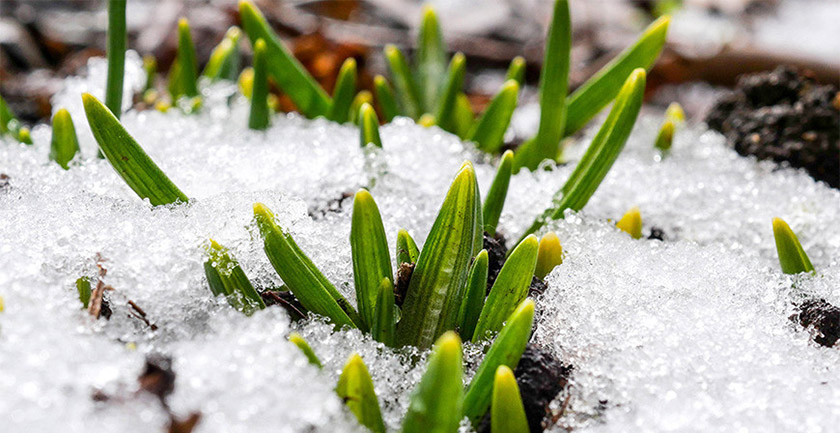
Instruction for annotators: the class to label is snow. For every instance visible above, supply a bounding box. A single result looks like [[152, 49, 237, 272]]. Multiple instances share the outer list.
[[1, 52, 839, 432]]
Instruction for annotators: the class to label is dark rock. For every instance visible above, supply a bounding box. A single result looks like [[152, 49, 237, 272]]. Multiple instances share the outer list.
[[706, 66, 840, 188], [797, 299, 840, 348]]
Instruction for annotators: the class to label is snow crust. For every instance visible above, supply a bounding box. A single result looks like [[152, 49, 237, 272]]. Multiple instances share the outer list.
[[0, 53, 839, 432]]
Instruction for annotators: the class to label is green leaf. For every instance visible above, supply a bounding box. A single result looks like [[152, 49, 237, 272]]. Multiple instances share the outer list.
[[167, 58, 184, 101], [452, 93, 474, 140], [337, 354, 387, 433], [373, 75, 399, 122], [463, 298, 534, 423], [239, 0, 331, 118], [289, 332, 323, 368], [176, 18, 199, 98], [505, 56, 526, 86], [384, 45, 422, 119], [359, 103, 383, 148], [254, 202, 361, 329], [518, 68, 646, 241], [82, 93, 189, 205], [456, 249, 489, 342], [328, 58, 358, 123], [395, 163, 479, 349], [468, 80, 519, 154], [434, 52, 466, 132], [351, 189, 393, 328], [564, 16, 669, 136], [249, 39, 270, 130], [348, 91, 373, 125], [396, 229, 420, 265], [76, 277, 91, 309], [401, 332, 464, 433], [534, 232, 562, 280], [105, 0, 126, 119], [482, 150, 514, 236], [513, 0, 571, 171], [50, 108, 80, 170], [204, 239, 266, 313], [473, 235, 538, 341], [772, 218, 815, 275], [372, 278, 396, 346], [616, 206, 642, 239], [491, 365, 529, 433], [202, 26, 242, 81], [416, 5, 448, 113]]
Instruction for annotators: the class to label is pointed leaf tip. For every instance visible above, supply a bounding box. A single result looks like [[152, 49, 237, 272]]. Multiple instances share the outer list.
[[535, 232, 563, 280], [616, 206, 643, 239], [772, 218, 815, 275]]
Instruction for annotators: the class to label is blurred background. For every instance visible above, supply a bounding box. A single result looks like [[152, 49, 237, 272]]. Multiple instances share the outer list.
[[1, 0, 839, 124]]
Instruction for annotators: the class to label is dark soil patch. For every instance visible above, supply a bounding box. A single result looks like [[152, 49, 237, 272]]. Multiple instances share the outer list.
[[795, 299, 840, 348], [261, 290, 308, 321], [484, 231, 508, 291], [647, 226, 667, 241], [706, 66, 840, 188], [477, 343, 572, 433], [307, 191, 354, 219]]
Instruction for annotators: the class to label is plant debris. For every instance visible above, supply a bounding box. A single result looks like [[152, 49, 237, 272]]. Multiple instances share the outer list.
[[260, 290, 308, 321], [795, 299, 840, 348], [128, 300, 158, 330], [0, 174, 10, 191], [87, 255, 113, 320], [706, 66, 840, 188], [138, 354, 176, 404], [394, 262, 414, 307]]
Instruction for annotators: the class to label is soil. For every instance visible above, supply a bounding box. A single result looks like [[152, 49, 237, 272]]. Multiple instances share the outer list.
[[476, 343, 572, 433], [706, 66, 840, 188], [483, 232, 508, 291], [260, 290, 307, 321], [795, 299, 840, 348]]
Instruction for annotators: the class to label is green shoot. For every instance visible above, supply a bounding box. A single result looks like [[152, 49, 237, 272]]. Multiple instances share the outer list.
[[384, 45, 422, 120], [49, 108, 80, 170], [373, 75, 399, 122], [359, 103, 383, 148], [616, 206, 642, 239], [468, 81, 519, 154], [0, 93, 33, 144], [239, 0, 331, 118], [453, 93, 474, 139], [514, 0, 571, 171], [505, 56, 526, 86], [328, 58, 358, 123], [289, 332, 323, 368], [396, 229, 420, 265], [76, 277, 92, 309], [655, 102, 685, 152], [534, 232, 562, 280], [238, 67, 254, 99], [482, 150, 514, 236], [253, 202, 361, 329], [456, 249, 489, 342], [348, 91, 373, 125], [202, 26, 242, 81], [564, 16, 669, 136], [204, 239, 266, 313], [143, 55, 157, 93], [518, 68, 647, 241], [491, 365, 529, 433], [337, 354, 386, 433], [372, 278, 396, 346], [105, 0, 126, 119], [464, 299, 534, 423], [249, 39, 270, 130], [82, 93, 188, 205], [473, 236, 538, 341], [396, 163, 479, 349], [416, 5, 448, 113], [418, 113, 436, 127], [772, 218, 815, 275], [351, 189, 393, 328], [175, 18, 200, 99], [434, 52, 466, 132], [401, 332, 463, 433]]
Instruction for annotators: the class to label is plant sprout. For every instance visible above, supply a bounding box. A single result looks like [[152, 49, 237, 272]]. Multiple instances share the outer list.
[[0, 93, 33, 144], [655, 102, 685, 152], [491, 365, 530, 433], [535, 232, 563, 280], [772, 218, 815, 275], [202, 26, 242, 82], [49, 109, 80, 169], [104, 0, 126, 119], [248, 39, 270, 130]]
